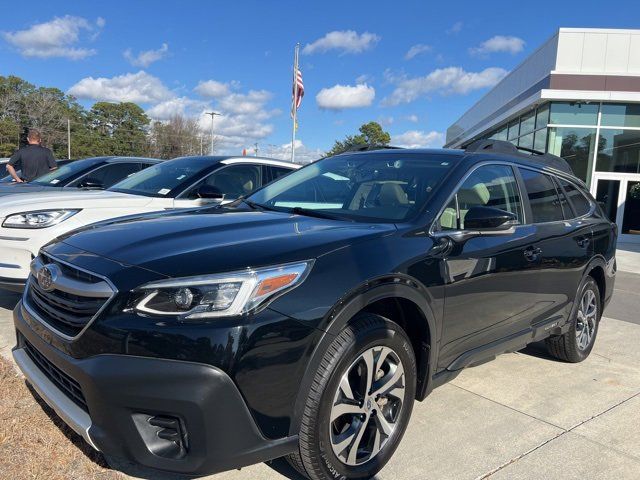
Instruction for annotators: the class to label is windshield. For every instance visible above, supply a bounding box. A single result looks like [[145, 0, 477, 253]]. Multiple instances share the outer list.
[[109, 156, 215, 197], [23, 159, 87, 185], [247, 152, 457, 222]]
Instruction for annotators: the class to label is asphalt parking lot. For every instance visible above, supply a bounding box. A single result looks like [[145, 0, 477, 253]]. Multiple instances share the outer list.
[[1, 251, 639, 480]]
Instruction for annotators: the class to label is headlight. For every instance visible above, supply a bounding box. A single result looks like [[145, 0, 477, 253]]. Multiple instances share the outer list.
[[2, 209, 80, 229], [134, 260, 314, 319]]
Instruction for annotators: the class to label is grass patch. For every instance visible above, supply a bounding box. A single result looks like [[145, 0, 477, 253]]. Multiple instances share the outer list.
[[0, 354, 125, 480]]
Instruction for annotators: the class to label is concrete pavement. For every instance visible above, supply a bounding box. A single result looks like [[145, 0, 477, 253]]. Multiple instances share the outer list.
[[0, 249, 638, 480]]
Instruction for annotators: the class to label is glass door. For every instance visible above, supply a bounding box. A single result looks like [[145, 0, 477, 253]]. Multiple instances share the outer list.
[[593, 174, 640, 243]]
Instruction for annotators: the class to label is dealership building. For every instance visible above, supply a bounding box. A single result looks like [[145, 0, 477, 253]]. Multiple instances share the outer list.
[[445, 28, 640, 243]]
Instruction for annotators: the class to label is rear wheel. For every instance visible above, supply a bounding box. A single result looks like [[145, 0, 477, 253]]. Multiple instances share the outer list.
[[288, 313, 416, 480], [546, 277, 600, 363]]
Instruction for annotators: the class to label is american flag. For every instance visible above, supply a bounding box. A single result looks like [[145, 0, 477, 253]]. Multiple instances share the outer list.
[[291, 68, 304, 119]]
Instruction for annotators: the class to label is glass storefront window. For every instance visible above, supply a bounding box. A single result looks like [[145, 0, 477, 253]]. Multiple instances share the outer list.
[[549, 102, 599, 126], [536, 104, 549, 130], [547, 127, 596, 182], [508, 119, 519, 140], [622, 181, 640, 235], [596, 129, 640, 173], [518, 133, 534, 149], [601, 104, 640, 128], [534, 128, 548, 152], [520, 110, 535, 135]]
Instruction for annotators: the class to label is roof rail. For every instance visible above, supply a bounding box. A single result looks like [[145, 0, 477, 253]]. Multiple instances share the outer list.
[[344, 144, 404, 153], [464, 139, 574, 175]]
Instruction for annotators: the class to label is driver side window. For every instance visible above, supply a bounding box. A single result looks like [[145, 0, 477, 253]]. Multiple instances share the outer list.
[[437, 164, 523, 231], [184, 164, 262, 200]]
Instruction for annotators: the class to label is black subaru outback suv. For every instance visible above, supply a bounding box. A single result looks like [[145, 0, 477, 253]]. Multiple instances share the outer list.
[[13, 140, 616, 480]]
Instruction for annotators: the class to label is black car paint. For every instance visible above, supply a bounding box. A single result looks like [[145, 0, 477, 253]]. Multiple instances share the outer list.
[[13, 149, 617, 475]]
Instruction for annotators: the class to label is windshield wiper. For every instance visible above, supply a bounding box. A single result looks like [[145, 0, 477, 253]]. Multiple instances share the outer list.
[[242, 199, 280, 212], [290, 207, 345, 221]]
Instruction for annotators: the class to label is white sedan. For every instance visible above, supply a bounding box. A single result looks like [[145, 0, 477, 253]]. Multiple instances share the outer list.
[[0, 155, 298, 290]]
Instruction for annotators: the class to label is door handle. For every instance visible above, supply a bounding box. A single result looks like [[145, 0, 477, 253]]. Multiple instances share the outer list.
[[524, 246, 542, 262], [576, 237, 590, 248]]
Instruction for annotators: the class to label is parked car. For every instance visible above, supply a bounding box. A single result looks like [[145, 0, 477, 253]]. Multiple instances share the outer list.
[[0, 156, 158, 193], [0, 156, 297, 291], [0, 159, 74, 183], [12, 141, 616, 479]]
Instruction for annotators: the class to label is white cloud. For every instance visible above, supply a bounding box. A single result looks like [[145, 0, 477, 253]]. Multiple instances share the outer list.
[[68, 71, 173, 103], [302, 30, 380, 55], [378, 116, 394, 126], [146, 96, 205, 120], [264, 140, 323, 164], [2, 15, 103, 59], [193, 86, 280, 151], [470, 36, 525, 56], [355, 73, 372, 84], [195, 79, 240, 98], [316, 84, 375, 110], [405, 44, 432, 60], [382, 66, 508, 105], [124, 43, 169, 67], [405, 114, 419, 123], [447, 21, 463, 35], [392, 130, 444, 148]]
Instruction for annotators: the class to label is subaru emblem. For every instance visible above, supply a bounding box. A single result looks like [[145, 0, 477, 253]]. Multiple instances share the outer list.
[[37, 264, 59, 292]]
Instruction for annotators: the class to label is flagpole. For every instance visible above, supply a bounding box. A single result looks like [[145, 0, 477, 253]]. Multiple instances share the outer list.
[[291, 43, 299, 163]]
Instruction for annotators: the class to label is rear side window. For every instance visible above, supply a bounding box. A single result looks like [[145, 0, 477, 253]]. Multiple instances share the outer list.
[[518, 168, 564, 223], [558, 178, 592, 217]]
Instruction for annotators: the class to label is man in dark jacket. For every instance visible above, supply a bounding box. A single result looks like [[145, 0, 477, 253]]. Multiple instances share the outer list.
[[6, 129, 57, 182]]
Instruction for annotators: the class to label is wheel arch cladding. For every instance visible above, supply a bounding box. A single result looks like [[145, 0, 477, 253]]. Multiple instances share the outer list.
[[587, 265, 606, 307], [289, 281, 437, 436]]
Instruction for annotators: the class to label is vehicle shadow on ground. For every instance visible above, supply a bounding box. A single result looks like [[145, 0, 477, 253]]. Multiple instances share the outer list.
[[0, 291, 21, 310], [518, 340, 559, 361]]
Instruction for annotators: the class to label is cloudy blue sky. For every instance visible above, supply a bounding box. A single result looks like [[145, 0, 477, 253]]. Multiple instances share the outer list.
[[0, 0, 637, 160]]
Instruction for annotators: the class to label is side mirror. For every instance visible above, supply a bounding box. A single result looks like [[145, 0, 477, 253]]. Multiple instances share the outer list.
[[79, 177, 104, 190], [464, 206, 517, 230], [197, 184, 224, 200]]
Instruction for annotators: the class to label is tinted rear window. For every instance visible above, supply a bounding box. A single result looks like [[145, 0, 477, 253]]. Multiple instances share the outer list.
[[518, 168, 564, 223], [558, 178, 592, 217]]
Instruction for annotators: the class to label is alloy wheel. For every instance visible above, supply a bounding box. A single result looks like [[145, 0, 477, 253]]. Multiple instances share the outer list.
[[329, 346, 406, 466], [576, 289, 598, 350]]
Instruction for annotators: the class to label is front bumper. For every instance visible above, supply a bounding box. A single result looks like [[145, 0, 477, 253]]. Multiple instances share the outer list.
[[13, 303, 298, 475]]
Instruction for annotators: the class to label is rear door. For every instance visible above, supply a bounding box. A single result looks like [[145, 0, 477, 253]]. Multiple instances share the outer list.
[[436, 163, 540, 370], [516, 168, 593, 326]]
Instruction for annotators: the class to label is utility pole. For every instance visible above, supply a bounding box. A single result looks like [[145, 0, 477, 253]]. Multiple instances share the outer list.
[[204, 111, 222, 155], [200, 135, 203, 155], [67, 118, 71, 159], [254, 142, 259, 157]]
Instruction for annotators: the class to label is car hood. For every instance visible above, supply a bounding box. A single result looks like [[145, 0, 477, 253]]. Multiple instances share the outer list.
[[0, 190, 153, 216], [0, 183, 59, 195], [59, 210, 396, 277]]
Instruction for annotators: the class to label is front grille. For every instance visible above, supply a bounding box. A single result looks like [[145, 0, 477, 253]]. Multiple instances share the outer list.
[[25, 254, 114, 338], [22, 336, 88, 412]]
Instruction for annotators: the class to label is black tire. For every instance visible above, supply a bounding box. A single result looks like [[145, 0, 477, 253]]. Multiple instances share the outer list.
[[287, 313, 417, 480], [546, 276, 601, 363]]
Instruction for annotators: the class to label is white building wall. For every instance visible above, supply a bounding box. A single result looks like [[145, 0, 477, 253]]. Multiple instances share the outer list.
[[555, 28, 640, 74]]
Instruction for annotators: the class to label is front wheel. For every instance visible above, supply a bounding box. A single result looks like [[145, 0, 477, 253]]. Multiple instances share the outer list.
[[288, 313, 416, 480], [546, 276, 601, 363]]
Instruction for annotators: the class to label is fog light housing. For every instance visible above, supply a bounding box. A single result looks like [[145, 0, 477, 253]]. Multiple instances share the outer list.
[[132, 413, 188, 459]]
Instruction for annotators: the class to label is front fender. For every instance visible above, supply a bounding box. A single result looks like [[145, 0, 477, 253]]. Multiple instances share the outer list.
[[288, 278, 438, 436]]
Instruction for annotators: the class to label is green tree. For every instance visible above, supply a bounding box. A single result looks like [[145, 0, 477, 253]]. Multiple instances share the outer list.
[[89, 102, 151, 156], [327, 121, 391, 156]]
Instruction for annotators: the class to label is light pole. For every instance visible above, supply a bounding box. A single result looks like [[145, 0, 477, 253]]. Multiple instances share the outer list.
[[204, 111, 222, 155]]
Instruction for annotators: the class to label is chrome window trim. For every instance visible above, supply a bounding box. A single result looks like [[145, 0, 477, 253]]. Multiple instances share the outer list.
[[23, 252, 118, 341]]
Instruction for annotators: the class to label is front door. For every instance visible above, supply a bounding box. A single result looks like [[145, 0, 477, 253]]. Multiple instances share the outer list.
[[436, 164, 540, 370], [593, 173, 640, 244]]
